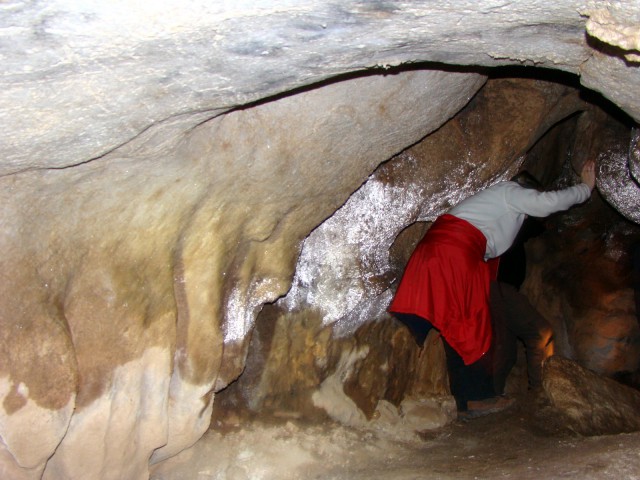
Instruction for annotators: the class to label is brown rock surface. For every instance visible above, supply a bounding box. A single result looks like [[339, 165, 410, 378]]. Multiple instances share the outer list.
[[543, 355, 640, 435], [0, 69, 483, 478], [522, 127, 640, 378]]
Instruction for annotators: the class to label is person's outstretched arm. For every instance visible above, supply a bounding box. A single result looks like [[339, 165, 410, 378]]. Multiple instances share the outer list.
[[506, 160, 596, 217]]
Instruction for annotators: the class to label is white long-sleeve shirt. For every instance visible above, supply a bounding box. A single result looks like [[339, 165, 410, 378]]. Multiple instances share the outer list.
[[448, 181, 591, 259]]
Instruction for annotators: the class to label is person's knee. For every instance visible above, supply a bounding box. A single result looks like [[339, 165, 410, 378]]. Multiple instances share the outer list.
[[525, 323, 553, 354], [539, 324, 553, 344], [538, 324, 554, 357]]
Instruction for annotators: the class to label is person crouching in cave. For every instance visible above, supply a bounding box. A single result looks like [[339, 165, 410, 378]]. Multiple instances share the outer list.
[[388, 160, 596, 419]]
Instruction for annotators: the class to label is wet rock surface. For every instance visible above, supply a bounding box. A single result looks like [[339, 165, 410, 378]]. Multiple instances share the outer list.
[[523, 185, 640, 377], [213, 75, 592, 424], [1, 68, 481, 479]]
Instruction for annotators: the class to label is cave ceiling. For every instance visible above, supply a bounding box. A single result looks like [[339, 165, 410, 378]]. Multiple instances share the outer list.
[[2, 0, 640, 174]]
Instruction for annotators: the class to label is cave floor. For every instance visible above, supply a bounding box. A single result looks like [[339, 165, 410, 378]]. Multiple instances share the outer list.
[[150, 394, 640, 480]]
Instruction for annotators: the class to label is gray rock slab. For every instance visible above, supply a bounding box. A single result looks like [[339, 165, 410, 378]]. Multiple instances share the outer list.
[[3, 0, 639, 175]]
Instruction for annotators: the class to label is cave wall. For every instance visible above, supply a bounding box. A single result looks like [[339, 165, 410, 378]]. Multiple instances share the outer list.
[[522, 111, 640, 377], [1, 1, 640, 479], [0, 67, 485, 479]]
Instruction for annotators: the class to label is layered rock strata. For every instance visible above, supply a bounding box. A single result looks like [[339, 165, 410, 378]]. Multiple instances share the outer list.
[[0, 69, 483, 479]]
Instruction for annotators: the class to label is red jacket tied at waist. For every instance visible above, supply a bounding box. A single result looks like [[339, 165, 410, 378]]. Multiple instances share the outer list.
[[389, 214, 498, 365]]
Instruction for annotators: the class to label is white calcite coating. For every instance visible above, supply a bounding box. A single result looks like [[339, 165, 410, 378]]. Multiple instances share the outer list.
[[597, 141, 640, 224]]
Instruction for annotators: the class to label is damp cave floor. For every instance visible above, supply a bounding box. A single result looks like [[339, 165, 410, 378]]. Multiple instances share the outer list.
[[151, 391, 640, 480]]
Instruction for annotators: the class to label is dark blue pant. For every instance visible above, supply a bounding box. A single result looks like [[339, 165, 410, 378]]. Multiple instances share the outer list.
[[489, 281, 553, 391], [393, 313, 494, 411]]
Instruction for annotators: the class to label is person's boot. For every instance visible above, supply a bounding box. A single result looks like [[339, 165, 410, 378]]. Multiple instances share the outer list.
[[460, 395, 515, 419]]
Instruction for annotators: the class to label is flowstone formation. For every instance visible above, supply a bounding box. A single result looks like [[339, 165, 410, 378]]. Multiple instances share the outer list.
[[0, 68, 484, 479], [1, 2, 640, 479]]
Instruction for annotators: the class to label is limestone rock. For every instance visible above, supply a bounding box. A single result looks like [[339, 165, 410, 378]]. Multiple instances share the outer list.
[[213, 76, 593, 431], [596, 123, 640, 225], [3, 0, 640, 176], [585, 4, 640, 62], [1, 1, 640, 478], [521, 106, 640, 377], [0, 68, 484, 478], [523, 210, 640, 378], [631, 128, 640, 184], [543, 355, 640, 435]]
